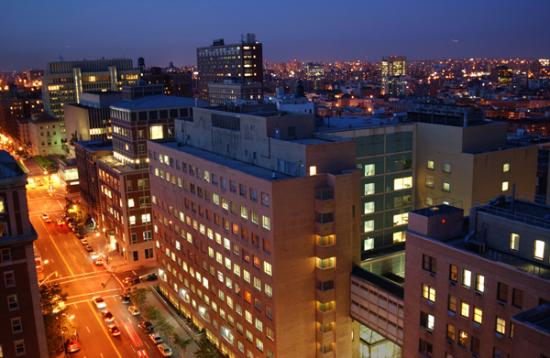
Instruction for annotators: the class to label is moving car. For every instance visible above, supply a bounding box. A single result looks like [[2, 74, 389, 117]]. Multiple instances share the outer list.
[[103, 311, 115, 323], [92, 296, 106, 310], [65, 339, 81, 353], [121, 294, 131, 304], [85, 245, 94, 252], [137, 349, 149, 358], [41, 213, 52, 223], [157, 343, 173, 357], [128, 305, 140, 316], [80, 238, 88, 245], [138, 320, 154, 332], [95, 257, 104, 266], [56, 218, 64, 226], [148, 332, 163, 345], [108, 324, 121, 337]]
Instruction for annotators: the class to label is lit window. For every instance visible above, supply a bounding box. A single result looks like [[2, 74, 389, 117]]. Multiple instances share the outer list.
[[240, 206, 249, 219], [458, 330, 469, 347], [462, 269, 472, 288], [309, 165, 317, 176], [141, 213, 151, 224], [460, 301, 470, 317], [363, 238, 374, 251], [496, 317, 506, 335], [129, 216, 136, 225], [263, 262, 272, 276], [364, 183, 375, 195], [425, 176, 435, 188], [394, 176, 412, 190], [364, 220, 374, 233], [473, 307, 483, 324], [393, 231, 406, 243], [502, 163, 510, 173], [446, 324, 456, 340], [442, 182, 451, 192], [364, 201, 375, 214], [427, 160, 435, 170], [534, 240, 545, 260], [393, 213, 408, 226], [510, 233, 520, 251], [442, 163, 452, 173], [262, 216, 271, 231], [150, 125, 163, 140], [364, 164, 375, 177], [426, 197, 433, 206], [501, 181, 509, 192], [475, 274, 485, 293], [422, 284, 436, 303], [315, 257, 335, 269]]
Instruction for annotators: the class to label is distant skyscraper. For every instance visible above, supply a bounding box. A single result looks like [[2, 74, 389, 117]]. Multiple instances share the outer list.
[[197, 34, 263, 98], [380, 56, 407, 97], [42, 58, 140, 119], [0, 151, 48, 358]]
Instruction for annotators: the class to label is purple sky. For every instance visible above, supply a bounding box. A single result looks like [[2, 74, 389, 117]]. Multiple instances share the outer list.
[[1, 0, 549, 70]]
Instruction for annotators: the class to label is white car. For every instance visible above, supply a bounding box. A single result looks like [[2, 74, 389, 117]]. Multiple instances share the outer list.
[[41, 213, 51, 223], [103, 311, 115, 323], [148, 332, 163, 345], [128, 305, 140, 316], [157, 343, 173, 357], [92, 296, 107, 310]]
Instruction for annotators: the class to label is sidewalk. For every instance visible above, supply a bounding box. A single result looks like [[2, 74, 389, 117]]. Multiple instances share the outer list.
[[141, 285, 201, 357]]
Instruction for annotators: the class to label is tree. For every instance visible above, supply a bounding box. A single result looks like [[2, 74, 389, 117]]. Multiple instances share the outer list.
[[130, 287, 148, 307], [173, 333, 192, 352], [194, 334, 222, 358], [40, 284, 72, 354]]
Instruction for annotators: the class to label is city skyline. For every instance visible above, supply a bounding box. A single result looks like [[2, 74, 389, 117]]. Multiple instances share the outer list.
[[1, 0, 550, 70]]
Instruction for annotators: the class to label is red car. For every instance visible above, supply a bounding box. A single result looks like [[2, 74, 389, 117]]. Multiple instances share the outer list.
[[65, 339, 81, 353]]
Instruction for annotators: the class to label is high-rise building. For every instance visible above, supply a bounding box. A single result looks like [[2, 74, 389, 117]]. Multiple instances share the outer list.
[[0, 151, 48, 358], [412, 104, 537, 213], [404, 199, 550, 357], [380, 56, 407, 97], [207, 80, 263, 106], [318, 117, 415, 259], [42, 58, 140, 119], [197, 34, 263, 98], [148, 104, 360, 357], [96, 84, 205, 266]]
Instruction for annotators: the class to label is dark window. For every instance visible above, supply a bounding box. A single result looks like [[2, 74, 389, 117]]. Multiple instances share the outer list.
[[133, 251, 139, 261], [288, 126, 296, 137], [149, 110, 158, 120], [512, 288, 523, 308], [418, 339, 432, 357], [448, 295, 457, 313], [138, 111, 147, 121], [212, 114, 240, 131], [315, 212, 334, 224], [170, 109, 178, 118], [316, 280, 334, 291], [497, 282, 508, 302], [422, 254, 437, 274], [471, 336, 480, 356], [145, 248, 154, 259], [159, 110, 168, 119]]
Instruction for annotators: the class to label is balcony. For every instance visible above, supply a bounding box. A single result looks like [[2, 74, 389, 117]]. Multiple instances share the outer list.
[[316, 325, 335, 343], [315, 243, 337, 259], [316, 346, 335, 358], [315, 221, 335, 236], [316, 287, 336, 302]]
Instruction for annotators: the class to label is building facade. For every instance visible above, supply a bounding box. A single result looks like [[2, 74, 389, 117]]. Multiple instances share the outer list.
[[404, 200, 550, 357], [148, 105, 360, 357], [197, 34, 263, 97], [208, 81, 263, 106], [27, 113, 66, 156], [380, 56, 407, 97], [0, 151, 48, 358], [96, 86, 202, 266], [42, 59, 139, 119]]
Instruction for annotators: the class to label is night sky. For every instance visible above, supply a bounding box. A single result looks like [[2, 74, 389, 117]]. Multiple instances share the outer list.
[[1, 0, 549, 70]]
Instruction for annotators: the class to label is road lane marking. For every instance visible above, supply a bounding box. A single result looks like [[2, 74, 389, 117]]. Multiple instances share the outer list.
[[36, 219, 74, 276], [49, 270, 108, 282], [86, 301, 123, 358], [86, 326, 91, 333], [66, 289, 120, 301], [66, 293, 121, 306]]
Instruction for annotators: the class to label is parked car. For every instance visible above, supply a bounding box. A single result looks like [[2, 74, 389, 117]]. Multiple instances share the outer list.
[[103, 311, 115, 323], [92, 296, 106, 310], [85, 245, 93, 252], [138, 320, 154, 332], [95, 257, 104, 266], [148, 332, 163, 345], [42, 213, 51, 223], [80, 238, 88, 245], [157, 343, 173, 357], [121, 294, 131, 304], [128, 305, 140, 316], [145, 273, 158, 281], [108, 324, 121, 337], [56, 218, 64, 226], [65, 339, 81, 353]]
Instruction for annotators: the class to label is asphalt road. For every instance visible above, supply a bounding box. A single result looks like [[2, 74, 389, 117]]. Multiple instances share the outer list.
[[28, 184, 166, 358]]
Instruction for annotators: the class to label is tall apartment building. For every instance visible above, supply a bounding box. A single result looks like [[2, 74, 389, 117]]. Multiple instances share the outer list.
[[96, 84, 203, 266], [42, 58, 139, 119], [197, 34, 263, 98], [404, 199, 550, 357], [0, 151, 48, 358], [208, 80, 263, 106], [148, 104, 360, 357], [74, 140, 112, 222], [380, 56, 407, 97], [64, 91, 122, 143], [414, 114, 537, 214], [317, 117, 415, 259]]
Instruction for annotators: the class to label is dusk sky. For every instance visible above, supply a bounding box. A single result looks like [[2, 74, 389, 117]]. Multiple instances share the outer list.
[[1, 0, 549, 70]]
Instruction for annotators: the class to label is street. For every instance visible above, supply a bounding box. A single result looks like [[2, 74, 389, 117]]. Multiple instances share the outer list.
[[28, 183, 167, 358]]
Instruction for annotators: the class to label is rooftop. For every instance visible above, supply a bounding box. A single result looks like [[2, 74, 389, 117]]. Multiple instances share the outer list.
[[415, 204, 464, 218], [317, 116, 409, 132], [75, 140, 112, 153], [0, 151, 25, 179], [513, 303, 550, 335], [159, 141, 291, 181], [478, 196, 550, 230], [111, 95, 204, 111]]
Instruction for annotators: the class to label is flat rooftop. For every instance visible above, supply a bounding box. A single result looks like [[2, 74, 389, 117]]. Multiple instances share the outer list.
[[513, 303, 550, 335], [317, 116, 409, 131], [157, 141, 291, 181], [75, 140, 113, 152], [477, 197, 550, 230], [111, 95, 202, 111], [0, 151, 24, 179]]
